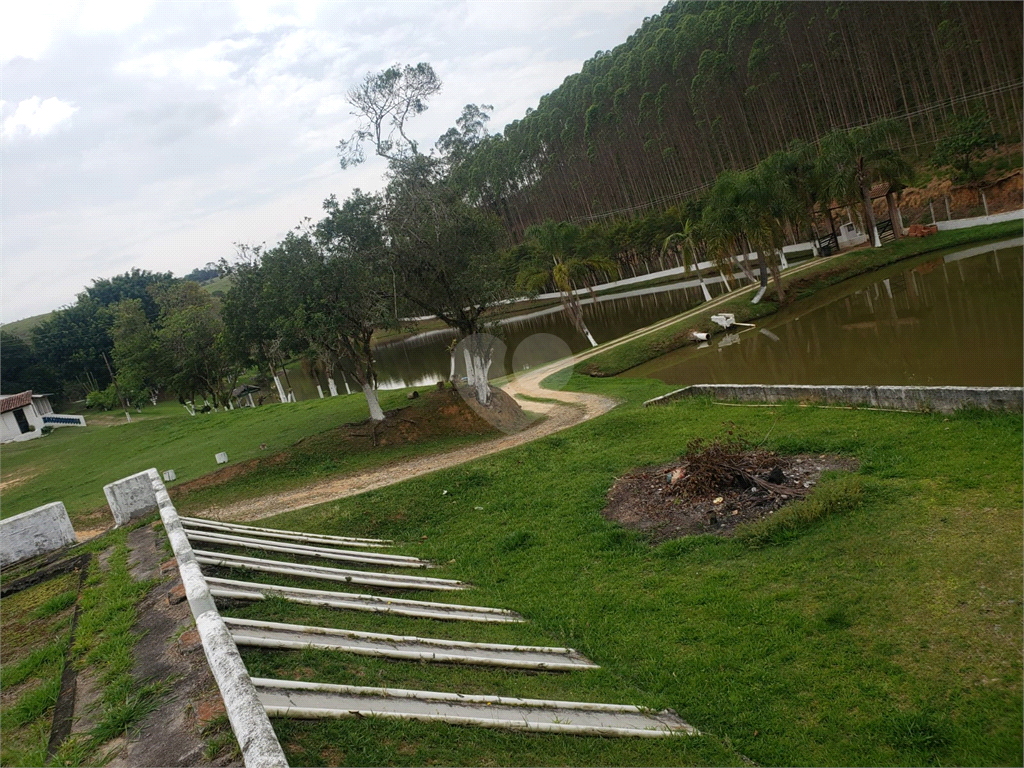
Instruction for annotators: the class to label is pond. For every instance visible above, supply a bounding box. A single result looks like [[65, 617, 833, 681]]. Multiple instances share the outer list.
[[285, 272, 736, 398], [625, 238, 1023, 388]]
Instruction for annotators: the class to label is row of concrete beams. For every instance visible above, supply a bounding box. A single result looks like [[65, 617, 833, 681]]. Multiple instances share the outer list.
[[194, 550, 465, 591], [180, 511, 698, 743], [183, 528, 429, 568], [180, 516, 392, 548], [207, 576, 525, 623], [253, 678, 696, 738], [225, 617, 598, 671]]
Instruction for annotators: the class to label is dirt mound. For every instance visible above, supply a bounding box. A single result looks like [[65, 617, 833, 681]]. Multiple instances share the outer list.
[[604, 451, 858, 543], [456, 384, 536, 434]]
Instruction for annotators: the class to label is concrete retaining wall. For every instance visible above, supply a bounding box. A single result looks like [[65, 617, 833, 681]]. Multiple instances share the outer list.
[[104, 470, 161, 527], [1, 502, 77, 568], [644, 384, 1024, 414], [150, 471, 288, 768]]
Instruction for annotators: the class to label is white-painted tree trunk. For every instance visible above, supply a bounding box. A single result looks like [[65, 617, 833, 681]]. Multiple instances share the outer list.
[[273, 375, 287, 403], [469, 350, 491, 405], [449, 352, 457, 383], [317, 385, 324, 399], [288, 391, 296, 403], [183, 403, 196, 416], [327, 378, 339, 397], [583, 326, 598, 347], [247, 394, 255, 408], [699, 280, 712, 302], [779, 251, 789, 269], [362, 383, 386, 421], [463, 349, 475, 385], [341, 372, 352, 395]]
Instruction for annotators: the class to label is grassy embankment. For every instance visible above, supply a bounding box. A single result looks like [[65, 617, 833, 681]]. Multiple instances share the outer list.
[[211, 372, 1022, 767], [0, 572, 80, 765], [0, 521, 238, 767], [0, 388, 505, 527], [579, 220, 1023, 377]]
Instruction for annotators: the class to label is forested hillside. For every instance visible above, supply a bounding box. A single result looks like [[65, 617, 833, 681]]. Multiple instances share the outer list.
[[456, 0, 1022, 234]]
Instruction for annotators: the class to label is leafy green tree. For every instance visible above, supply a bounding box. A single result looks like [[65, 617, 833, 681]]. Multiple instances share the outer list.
[[384, 155, 513, 405], [153, 283, 241, 410], [84, 268, 175, 323], [932, 109, 999, 181], [337, 63, 517, 406], [31, 298, 113, 398], [222, 244, 299, 403], [110, 299, 163, 409], [0, 331, 60, 396]]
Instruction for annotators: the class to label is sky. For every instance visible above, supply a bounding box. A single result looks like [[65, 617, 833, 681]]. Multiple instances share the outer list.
[[0, 0, 668, 325]]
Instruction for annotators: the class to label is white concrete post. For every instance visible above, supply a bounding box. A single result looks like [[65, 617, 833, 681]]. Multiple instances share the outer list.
[[0, 502, 77, 567], [104, 470, 160, 527]]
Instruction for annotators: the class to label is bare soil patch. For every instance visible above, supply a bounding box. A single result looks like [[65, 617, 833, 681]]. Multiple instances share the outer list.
[[605, 451, 859, 543]]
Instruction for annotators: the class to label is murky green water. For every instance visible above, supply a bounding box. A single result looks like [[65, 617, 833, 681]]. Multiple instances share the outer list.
[[287, 277, 728, 396], [625, 239, 1023, 388]]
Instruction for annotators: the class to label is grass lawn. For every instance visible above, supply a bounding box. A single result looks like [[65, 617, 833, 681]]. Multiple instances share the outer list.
[[580, 220, 1024, 377], [221, 373, 1023, 767], [0, 572, 79, 767], [0, 388, 500, 527]]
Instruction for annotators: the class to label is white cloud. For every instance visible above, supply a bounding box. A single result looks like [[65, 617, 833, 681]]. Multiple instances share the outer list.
[[117, 38, 258, 90], [1, 97, 78, 139], [1, 0, 155, 62]]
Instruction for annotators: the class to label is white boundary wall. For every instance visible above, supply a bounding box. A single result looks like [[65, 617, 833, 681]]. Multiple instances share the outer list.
[[1, 502, 77, 568], [935, 208, 1023, 231]]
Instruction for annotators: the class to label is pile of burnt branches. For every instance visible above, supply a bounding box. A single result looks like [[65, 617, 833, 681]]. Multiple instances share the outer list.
[[669, 428, 806, 499]]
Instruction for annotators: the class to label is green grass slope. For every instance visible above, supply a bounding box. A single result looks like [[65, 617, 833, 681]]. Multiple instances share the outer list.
[[236, 374, 1022, 766]]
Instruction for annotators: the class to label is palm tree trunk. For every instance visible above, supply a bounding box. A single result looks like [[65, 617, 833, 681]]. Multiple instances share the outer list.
[[861, 185, 881, 247]]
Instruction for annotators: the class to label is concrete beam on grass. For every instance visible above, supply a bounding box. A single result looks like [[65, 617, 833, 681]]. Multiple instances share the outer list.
[[0, 502, 77, 568], [104, 469, 161, 527]]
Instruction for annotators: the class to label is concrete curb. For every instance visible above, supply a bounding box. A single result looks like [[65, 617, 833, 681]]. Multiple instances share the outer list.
[[148, 469, 288, 768], [643, 384, 1024, 413]]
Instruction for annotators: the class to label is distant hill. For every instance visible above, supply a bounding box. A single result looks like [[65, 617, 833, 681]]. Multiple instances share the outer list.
[[199, 274, 233, 295], [1, 312, 53, 340]]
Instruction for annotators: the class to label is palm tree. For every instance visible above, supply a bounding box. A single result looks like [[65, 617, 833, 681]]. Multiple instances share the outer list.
[[519, 219, 615, 347], [661, 216, 717, 302], [702, 167, 793, 304], [817, 119, 912, 248]]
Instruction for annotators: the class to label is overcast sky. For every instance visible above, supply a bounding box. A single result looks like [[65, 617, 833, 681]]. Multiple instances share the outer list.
[[0, 0, 668, 325]]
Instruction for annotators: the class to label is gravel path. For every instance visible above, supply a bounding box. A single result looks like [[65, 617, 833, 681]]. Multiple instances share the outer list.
[[198, 265, 819, 524]]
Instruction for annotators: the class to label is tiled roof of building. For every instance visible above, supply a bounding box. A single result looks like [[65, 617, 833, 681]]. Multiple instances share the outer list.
[[0, 391, 33, 413]]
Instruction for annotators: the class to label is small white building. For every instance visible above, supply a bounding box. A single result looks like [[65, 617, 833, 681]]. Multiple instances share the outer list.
[[0, 391, 85, 443]]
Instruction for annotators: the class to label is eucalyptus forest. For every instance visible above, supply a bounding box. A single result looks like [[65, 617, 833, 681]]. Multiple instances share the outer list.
[[3, 0, 1021, 417]]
